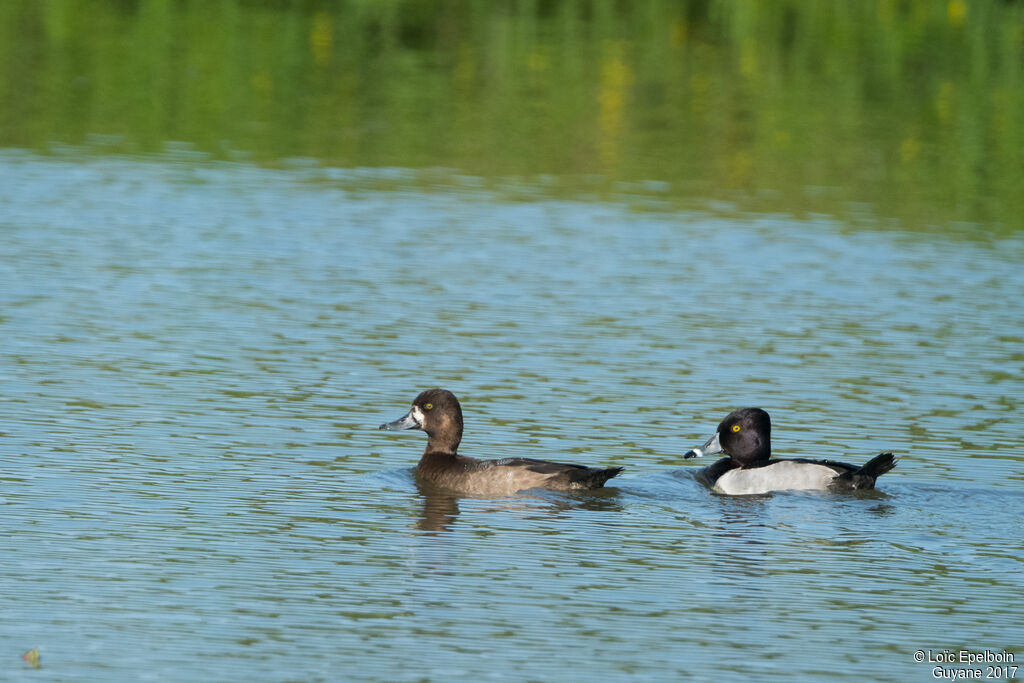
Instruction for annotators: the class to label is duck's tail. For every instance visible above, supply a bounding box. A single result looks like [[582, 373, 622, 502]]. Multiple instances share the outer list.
[[569, 466, 623, 490], [835, 452, 896, 490]]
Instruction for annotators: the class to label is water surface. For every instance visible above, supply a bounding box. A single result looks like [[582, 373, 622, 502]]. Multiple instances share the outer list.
[[1, 153, 1022, 680], [3, 0, 1023, 231]]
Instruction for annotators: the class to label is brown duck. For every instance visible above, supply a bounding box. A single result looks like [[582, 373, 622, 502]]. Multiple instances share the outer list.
[[379, 388, 622, 496]]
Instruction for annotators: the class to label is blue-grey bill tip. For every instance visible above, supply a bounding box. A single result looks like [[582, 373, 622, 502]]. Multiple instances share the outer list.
[[379, 411, 420, 431]]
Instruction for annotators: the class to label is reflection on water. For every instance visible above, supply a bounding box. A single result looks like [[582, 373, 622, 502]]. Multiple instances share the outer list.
[[2, 1, 1023, 232], [417, 488, 462, 535], [0, 153, 1022, 680], [414, 478, 624, 534]]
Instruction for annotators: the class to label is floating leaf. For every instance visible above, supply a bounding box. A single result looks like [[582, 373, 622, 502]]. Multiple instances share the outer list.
[[22, 648, 41, 669]]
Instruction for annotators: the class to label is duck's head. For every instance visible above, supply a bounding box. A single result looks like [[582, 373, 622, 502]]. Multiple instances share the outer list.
[[684, 407, 772, 466], [380, 388, 464, 453]]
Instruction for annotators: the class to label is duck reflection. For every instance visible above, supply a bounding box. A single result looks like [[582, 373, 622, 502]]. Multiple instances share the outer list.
[[414, 479, 623, 533], [416, 484, 461, 533], [693, 476, 897, 597]]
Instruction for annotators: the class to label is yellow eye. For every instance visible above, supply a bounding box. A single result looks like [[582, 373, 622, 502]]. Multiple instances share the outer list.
[[731, 424, 741, 432], [424, 403, 433, 410]]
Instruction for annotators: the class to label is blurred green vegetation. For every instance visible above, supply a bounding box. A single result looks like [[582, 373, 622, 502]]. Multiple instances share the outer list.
[[1, 0, 1022, 232]]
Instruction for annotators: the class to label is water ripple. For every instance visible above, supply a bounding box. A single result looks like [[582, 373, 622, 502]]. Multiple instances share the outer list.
[[1, 153, 1021, 680]]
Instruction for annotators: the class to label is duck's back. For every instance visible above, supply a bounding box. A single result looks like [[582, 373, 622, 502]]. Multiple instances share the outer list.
[[493, 457, 623, 491], [417, 454, 621, 496]]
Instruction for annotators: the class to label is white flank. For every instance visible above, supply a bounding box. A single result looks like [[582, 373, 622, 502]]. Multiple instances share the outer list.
[[714, 461, 837, 495]]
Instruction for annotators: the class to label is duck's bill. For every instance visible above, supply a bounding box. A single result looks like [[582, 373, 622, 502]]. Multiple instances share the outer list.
[[379, 409, 421, 431], [684, 431, 722, 459]]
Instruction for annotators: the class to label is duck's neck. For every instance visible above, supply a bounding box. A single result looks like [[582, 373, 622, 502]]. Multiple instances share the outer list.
[[422, 444, 457, 459], [424, 414, 462, 455], [735, 455, 772, 469], [428, 437, 459, 455]]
